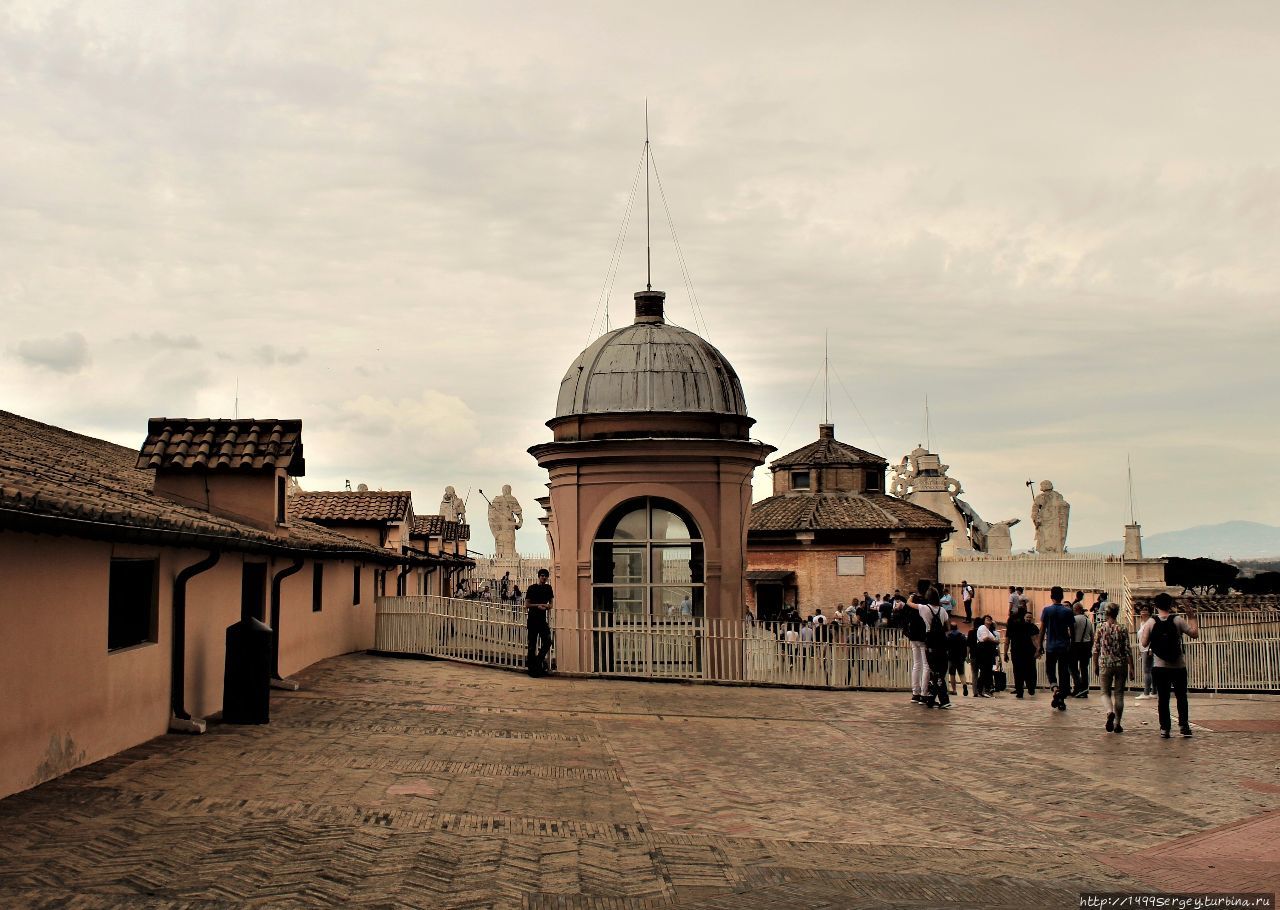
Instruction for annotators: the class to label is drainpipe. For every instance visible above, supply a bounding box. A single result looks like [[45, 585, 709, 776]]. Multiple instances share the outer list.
[[397, 562, 412, 596], [170, 550, 221, 734], [270, 558, 305, 690]]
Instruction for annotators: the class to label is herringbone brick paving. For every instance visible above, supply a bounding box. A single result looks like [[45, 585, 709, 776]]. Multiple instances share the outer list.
[[2, 653, 1277, 908]]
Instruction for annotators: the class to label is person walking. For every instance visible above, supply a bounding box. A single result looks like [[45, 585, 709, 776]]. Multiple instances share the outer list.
[[1138, 593, 1200, 738], [1135, 605, 1155, 699], [525, 568, 554, 677], [1069, 601, 1094, 697], [1004, 609, 1039, 698], [961, 580, 975, 623], [1038, 586, 1076, 712], [1092, 604, 1134, 733]]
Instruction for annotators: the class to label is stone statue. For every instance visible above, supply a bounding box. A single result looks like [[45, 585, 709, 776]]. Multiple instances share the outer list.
[[956, 497, 1021, 555], [488, 484, 523, 559], [439, 485, 465, 524], [1032, 480, 1070, 553], [889, 446, 963, 499], [984, 520, 1019, 557]]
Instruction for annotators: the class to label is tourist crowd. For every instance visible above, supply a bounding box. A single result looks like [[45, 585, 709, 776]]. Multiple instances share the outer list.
[[764, 585, 1200, 739]]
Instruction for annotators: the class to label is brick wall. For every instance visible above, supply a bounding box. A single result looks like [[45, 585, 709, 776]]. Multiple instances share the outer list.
[[745, 545, 900, 616]]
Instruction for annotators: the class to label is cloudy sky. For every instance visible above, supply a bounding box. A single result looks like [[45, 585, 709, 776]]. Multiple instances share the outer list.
[[3, 1, 1277, 555]]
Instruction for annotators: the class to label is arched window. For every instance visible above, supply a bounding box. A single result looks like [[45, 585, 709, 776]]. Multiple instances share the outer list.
[[592, 498, 704, 619]]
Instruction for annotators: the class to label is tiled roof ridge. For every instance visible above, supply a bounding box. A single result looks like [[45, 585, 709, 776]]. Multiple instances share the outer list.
[[296, 489, 413, 497], [0, 410, 394, 560], [292, 489, 414, 524], [1, 409, 136, 461], [771, 435, 885, 468], [749, 490, 952, 532]]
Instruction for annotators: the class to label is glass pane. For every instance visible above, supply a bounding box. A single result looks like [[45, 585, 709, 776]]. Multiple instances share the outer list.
[[611, 546, 645, 585], [651, 507, 693, 540], [652, 546, 692, 585], [609, 586, 646, 620], [654, 586, 696, 619], [610, 507, 648, 540]]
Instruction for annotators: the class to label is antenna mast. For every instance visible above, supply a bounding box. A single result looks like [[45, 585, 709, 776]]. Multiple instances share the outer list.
[[1127, 454, 1138, 524], [924, 394, 931, 450], [823, 331, 830, 424], [234, 378, 239, 420], [645, 100, 651, 291]]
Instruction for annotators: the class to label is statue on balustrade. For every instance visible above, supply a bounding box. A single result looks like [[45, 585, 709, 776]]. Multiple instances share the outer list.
[[439, 485, 466, 524], [1031, 480, 1070, 553], [488, 484, 523, 559]]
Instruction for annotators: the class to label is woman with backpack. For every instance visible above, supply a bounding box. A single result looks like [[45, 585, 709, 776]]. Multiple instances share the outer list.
[[921, 592, 952, 708], [1137, 593, 1199, 738]]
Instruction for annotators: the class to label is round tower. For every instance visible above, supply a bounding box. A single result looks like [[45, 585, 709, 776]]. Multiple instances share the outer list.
[[529, 289, 773, 670]]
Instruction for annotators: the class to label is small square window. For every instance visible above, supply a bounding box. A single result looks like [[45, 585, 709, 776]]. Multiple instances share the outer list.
[[109, 558, 158, 651], [791, 471, 811, 490], [836, 556, 866, 576], [865, 471, 882, 493]]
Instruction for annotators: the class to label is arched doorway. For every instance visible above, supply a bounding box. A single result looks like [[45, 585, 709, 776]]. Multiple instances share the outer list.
[[591, 497, 704, 618], [590, 497, 704, 675]]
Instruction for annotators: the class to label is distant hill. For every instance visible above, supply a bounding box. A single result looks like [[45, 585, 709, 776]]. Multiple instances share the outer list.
[[1074, 521, 1280, 560]]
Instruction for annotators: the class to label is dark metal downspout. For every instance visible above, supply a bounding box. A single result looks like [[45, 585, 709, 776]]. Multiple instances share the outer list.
[[397, 562, 412, 596], [270, 558, 305, 680], [171, 550, 221, 722]]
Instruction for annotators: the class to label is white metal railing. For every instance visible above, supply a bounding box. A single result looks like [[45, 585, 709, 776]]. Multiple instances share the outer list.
[[373, 596, 1280, 692], [374, 595, 538, 670]]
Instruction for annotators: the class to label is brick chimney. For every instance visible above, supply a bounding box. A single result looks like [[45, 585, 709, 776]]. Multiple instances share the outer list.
[[137, 419, 304, 531]]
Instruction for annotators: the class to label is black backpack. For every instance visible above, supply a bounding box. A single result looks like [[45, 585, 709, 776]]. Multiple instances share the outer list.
[[906, 609, 927, 642], [925, 607, 947, 651], [1149, 614, 1183, 663]]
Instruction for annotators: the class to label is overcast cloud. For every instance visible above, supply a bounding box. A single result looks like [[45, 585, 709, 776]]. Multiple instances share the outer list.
[[1, 1, 1277, 555]]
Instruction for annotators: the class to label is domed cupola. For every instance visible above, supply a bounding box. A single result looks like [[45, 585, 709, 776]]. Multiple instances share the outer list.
[[530, 285, 773, 632], [548, 290, 755, 442]]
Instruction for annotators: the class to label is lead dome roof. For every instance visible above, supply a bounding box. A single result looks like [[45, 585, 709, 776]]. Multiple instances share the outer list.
[[555, 301, 749, 419]]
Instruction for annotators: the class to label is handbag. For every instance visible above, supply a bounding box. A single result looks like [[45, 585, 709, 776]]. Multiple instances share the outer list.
[[992, 660, 1008, 692]]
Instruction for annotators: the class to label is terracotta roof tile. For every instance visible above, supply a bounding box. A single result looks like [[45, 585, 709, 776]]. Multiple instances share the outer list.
[[411, 515, 471, 542], [771, 436, 886, 468], [137, 418, 304, 474], [0, 410, 393, 560], [412, 514, 444, 536], [749, 492, 953, 532], [292, 490, 412, 524]]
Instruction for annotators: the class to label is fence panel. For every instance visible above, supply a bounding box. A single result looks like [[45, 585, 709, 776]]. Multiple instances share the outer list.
[[374, 597, 1279, 693]]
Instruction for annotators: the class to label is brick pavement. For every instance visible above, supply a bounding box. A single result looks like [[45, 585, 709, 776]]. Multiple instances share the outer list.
[[1, 653, 1277, 909]]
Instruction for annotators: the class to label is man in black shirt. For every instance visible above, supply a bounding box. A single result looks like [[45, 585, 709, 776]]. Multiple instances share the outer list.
[[1004, 611, 1039, 698], [525, 568, 554, 677]]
